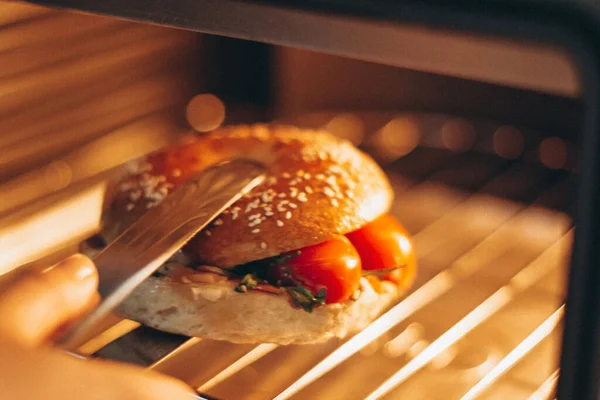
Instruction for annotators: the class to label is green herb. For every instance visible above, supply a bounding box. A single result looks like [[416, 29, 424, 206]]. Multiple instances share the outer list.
[[229, 251, 327, 313], [280, 263, 327, 313], [361, 265, 405, 277], [272, 250, 302, 265], [285, 285, 327, 313], [235, 274, 260, 293]]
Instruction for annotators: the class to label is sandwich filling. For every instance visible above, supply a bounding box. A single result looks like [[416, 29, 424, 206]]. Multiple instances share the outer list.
[[90, 213, 415, 313]]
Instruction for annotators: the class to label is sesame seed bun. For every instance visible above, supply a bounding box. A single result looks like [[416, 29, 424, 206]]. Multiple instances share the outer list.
[[100, 124, 406, 344], [106, 124, 393, 267]]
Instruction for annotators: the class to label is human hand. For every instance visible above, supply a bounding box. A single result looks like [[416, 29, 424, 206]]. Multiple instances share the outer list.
[[0, 254, 195, 400]]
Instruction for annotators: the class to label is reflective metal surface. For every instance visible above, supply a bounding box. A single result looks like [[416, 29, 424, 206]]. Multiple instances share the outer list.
[[60, 160, 266, 350]]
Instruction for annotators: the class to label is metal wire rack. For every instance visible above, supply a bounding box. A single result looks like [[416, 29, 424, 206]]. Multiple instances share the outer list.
[[83, 114, 573, 400]]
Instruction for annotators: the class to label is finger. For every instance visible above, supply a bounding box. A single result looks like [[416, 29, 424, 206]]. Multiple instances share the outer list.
[[0, 254, 98, 346], [48, 291, 101, 343], [0, 344, 196, 400]]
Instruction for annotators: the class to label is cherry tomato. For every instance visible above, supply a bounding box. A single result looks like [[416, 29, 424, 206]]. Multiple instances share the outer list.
[[346, 214, 416, 287], [269, 235, 362, 304]]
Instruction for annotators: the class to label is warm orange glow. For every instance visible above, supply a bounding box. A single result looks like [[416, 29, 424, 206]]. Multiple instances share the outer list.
[[186, 94, 226, 133], [441, 118, 475, 153], [493, 126, 523, 159], [43, 160, 72, 191], [371, 116, 420, 161], [324, 113, 365, 145]]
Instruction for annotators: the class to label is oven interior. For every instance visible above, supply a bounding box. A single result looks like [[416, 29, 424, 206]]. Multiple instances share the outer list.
[[0, 2, 585, 399]]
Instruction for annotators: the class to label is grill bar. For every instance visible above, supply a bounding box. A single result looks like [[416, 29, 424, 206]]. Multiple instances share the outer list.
[[148, 337, 202, 370], [78, 319, 140, 355], [364, 235, 569, 400], [461, 307, 564, 400], [528, 369, 559, 400], [80, 146, 571, 399], [197, 344, 278, 392], [136, 151, 512, 379], [273, 185, 569, 399], [273, 266, 455, 400]]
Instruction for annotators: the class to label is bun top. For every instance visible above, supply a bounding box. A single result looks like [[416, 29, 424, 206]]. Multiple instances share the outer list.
[[106, 124, 393, 267]]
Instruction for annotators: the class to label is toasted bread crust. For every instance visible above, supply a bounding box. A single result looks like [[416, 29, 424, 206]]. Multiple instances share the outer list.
[[107, 124, 393, 267], [103, 124, 405, 344]]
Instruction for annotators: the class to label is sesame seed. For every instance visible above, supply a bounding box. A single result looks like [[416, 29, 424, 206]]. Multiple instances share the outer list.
[[205, 230, 212, 236], [129, 190, 141, 202], [265, 211, 274, 217], [282, 172, 291, 179], [278, 193, 286, 198], [288, 203, 297, 209], [232, 210, 239, 220], [324, 187, 335, 197], [252, 228, 261, 234], [245, 199, 260, 213], [331, 199, 339, 207], [304, 173, 311, 179], [214, 219, 223, 226], [285, 211, 292, 219], [289, 180, 297, 186], [260, 242, 267, 249], [305, 186, 313, 194], [120, 182, 134, 191], [276, 220, 284, 227], [290, 187, 298, 198], [262, 192, 273, 203], [126, 203, 134, 211], [297, 192, 308, 202], [296, 170, 304, 176], [172, 169, 182, 177], [316, 174, 325, 180]]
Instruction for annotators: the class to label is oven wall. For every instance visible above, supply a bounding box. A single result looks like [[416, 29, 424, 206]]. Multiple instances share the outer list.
[[0, 1, 201, 212], [273, 47, 582, 136]]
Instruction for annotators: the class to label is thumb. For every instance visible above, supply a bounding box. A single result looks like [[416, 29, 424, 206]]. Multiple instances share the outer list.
[[0, 254, 98, 346]]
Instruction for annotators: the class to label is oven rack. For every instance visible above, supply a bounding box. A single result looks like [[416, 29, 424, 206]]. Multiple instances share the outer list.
[[82, 147, 572, 400]]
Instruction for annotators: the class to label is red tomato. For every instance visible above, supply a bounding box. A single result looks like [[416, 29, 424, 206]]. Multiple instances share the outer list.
[[346, 214, 416, 287], [270, 235, 362, 304]]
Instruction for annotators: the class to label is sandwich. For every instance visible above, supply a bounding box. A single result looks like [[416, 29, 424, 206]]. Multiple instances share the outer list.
[[93, 124, 416, 345]]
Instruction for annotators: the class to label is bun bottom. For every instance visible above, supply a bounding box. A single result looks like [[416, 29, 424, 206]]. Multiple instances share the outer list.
[[117, 277, 400, 345]]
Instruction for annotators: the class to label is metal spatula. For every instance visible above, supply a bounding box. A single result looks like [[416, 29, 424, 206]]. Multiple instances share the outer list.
[[59, 159, 266, 350]]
